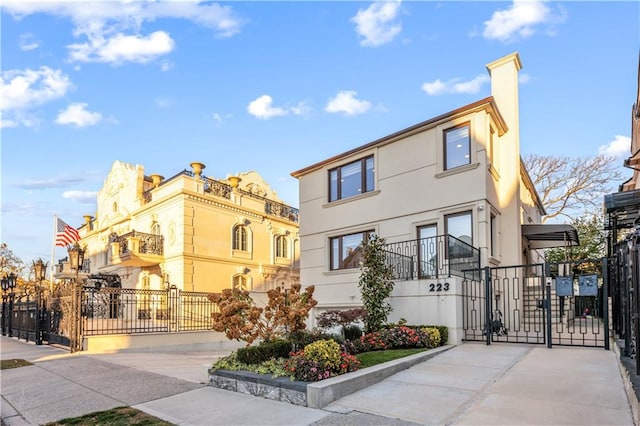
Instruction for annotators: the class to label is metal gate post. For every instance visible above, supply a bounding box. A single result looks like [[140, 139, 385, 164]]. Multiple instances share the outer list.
[[484, 266, 492, 346], [602, 257, 610, 351], [624, 247, 632, 356], [546, 277, 552, 349]]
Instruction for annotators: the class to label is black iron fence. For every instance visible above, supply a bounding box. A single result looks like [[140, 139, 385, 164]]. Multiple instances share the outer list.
[[82, 286, 219, 335], [2, 287, 220, 349], [612, 235, 640, 373], [384, 235, 480, 280]]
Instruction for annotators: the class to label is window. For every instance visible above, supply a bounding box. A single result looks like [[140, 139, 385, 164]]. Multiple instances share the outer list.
[[233, 225, 248, 251], [490, 213, 497, 257], [329, 155, 374, 202], [330, 230, 374, 270], [418, 224, 438, 278], [444, 124, 470, 170], [445, 211, 472, 245], [233, 275, 249, 291], [446, 211, 473, 259], [275, 235, 288, 258], [151, 222, 161, 236]]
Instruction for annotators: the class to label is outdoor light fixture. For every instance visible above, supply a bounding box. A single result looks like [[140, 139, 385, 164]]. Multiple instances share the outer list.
[[68, 243, 85, 272], [33, 258, 48, 345], [34, 258, 47, 282], [67, 244, 85, 353]]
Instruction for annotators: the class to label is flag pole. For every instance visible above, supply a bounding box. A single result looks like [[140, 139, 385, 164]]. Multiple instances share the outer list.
[[50, 215, 57, 292]]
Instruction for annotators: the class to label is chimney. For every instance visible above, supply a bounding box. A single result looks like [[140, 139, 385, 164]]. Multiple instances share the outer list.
[[486, 52, 522, 152]]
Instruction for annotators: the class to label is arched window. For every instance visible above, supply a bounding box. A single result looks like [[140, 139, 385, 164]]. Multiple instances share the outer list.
[[151, 222, 161, 236], [233, 275, 250, 291], [233, 225, 248, 251], [275, 235, 288, 258]]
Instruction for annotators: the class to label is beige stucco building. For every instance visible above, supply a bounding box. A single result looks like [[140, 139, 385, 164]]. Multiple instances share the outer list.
[[292, 53, 550, 342], [73, 161, 300, 294]]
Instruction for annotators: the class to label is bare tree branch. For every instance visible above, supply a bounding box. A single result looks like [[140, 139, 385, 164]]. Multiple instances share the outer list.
[[523, 154, 623, 222]]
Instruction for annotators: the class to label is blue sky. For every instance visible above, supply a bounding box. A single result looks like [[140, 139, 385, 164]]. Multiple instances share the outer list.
[[1, 0, 638, 265]]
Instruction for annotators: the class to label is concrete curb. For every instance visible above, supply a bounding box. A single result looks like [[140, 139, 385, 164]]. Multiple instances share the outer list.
[[306, 345, 453, 408], [612, 337, 640, 426]]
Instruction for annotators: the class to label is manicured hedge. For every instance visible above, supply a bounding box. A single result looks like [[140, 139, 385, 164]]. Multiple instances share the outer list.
[[236, 339, 292, 364]]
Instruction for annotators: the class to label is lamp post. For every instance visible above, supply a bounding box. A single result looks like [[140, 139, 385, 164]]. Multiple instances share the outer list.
[[1, 276, 8, 336], [33, 258, 47, 345], [68, 243, 85, 353], [5, 273, 17, 337]]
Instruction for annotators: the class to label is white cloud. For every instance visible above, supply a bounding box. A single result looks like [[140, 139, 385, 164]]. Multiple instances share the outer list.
[[422, 74, 489, 96], [160, 60, 174, 72], [290, 101, 311, 117], [519, 73, 531, 84], [599, 135, 631, 159], [56, 103, 103, 127], [68, 31, 175, 64], [352, 1, 402, 47], [155, 97, 171, 108], [62, 190, 97, 203], [483, 0, 566, 43], [3, 1, 244, 65], [247, 95, 288, 120], [0, 67, 71, 114], [18, 33, 40, 51], [325, 90, 372, 116]]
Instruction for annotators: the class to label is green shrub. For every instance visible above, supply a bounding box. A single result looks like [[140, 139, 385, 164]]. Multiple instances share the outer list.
[[289, 329, 342, 350], [421, 327, 441, 347], [284, 339, 360, 381], [344, 324, 363, 341], [236, 339, 292, 364]]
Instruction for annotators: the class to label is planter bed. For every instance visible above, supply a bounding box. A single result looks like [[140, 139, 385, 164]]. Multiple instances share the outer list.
[[208, 345, 452, 408]]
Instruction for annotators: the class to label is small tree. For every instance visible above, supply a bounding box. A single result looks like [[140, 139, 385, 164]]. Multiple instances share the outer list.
[[545, 213, 605, 263], [208, 284, 317, 346], [358, 234, 395, 333], [316, 308, 367, 338]]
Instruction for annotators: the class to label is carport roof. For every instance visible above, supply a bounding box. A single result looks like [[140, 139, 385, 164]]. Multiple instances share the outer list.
[[522, 224, 580, 249]]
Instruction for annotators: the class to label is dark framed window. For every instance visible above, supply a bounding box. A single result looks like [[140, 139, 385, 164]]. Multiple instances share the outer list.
[[490, 213, 497, 257], [445, 211, 472, 245], [330, 230, 374, 270], [329, 155, 374, 202], [233, 225, 248, 251], [444, 124, 470, 170], [275, 235, 288, 258]]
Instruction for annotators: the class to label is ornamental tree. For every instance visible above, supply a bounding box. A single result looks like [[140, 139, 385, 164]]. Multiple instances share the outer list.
[[208, 284, 317, 346], [358, 234, 395, 333]]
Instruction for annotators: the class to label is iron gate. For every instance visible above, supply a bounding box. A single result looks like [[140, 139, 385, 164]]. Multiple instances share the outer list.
[[463, 259, 610, 349]]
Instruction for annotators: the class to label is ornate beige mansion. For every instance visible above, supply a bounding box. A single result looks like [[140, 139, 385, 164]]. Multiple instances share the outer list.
[[76, 161, 300, 293]]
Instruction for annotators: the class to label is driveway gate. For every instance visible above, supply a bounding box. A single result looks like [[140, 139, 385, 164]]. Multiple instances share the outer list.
[[463, 259, 610, 349]]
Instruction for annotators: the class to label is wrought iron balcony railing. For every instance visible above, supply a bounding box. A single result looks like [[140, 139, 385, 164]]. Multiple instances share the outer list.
[[115, 231, 164, 256], [384, 235, 480, 280], [142, 169, 299, 223]]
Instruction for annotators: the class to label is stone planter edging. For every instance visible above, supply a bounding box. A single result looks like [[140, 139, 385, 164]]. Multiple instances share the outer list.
[[208, 345, 453, 408]]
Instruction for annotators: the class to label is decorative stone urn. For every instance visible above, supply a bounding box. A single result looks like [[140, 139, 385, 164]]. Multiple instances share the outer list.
[[190, 162, 206, 177], [228, 175, 242, 189], [150, 174, 164, 188]]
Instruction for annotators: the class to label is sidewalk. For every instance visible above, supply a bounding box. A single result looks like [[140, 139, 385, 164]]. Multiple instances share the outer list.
[[1, 336, 636, 425]]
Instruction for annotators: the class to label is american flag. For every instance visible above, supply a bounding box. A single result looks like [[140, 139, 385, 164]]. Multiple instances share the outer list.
[[55, 217, 80, 247]]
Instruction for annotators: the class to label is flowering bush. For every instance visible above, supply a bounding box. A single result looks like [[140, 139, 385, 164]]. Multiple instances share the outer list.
[[284, 339, 360, 381], [421, 327, 441, 347], [342, 325, 437, 354]]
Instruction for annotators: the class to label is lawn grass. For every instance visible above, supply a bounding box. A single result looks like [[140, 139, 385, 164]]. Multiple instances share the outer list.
[[46, 407, 172, 426], [1, 359, 33, 370], [355, 348, 426, 368]]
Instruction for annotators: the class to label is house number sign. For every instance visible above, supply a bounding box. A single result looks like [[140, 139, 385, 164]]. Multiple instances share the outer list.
[[429, 283, 450, 292]]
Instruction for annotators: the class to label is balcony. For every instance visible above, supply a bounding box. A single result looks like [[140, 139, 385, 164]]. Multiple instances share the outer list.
[[142, 170, 299, 223], [384, 235, 480, 280], [110, 230, 164, 267], [54, 257, 92, 280]]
